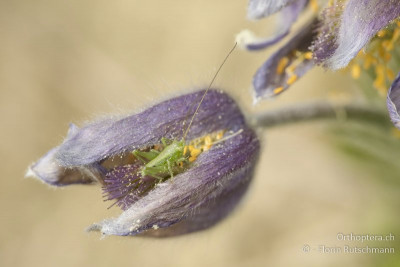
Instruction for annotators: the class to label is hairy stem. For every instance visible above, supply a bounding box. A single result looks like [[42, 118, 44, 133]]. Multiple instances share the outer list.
[[249, 102, 389, 128]]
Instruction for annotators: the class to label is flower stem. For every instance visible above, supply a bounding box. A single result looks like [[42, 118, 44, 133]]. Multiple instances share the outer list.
[[249, 102, 389, 128]]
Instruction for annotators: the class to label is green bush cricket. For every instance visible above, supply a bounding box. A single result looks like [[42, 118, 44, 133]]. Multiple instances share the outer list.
[[132, 43, 237, 181]]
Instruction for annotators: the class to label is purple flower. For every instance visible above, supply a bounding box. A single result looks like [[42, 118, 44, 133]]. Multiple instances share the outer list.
[[387, 73, 400, 128], [239, 0, 308, 50], [240, 0, 400, 129], [27, 89, 260, 237], [251, 19, 317, 100]]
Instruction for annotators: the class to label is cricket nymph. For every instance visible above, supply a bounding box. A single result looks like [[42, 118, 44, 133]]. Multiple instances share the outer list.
[[102, 130, 229, 210]]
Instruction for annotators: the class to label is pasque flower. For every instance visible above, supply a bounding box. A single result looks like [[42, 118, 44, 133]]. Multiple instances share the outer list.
[[27, 89, 260, 237], [239, 0, 400, 129]]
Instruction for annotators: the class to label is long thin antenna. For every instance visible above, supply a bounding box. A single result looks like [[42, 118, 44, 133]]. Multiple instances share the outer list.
[[183, 42, 237, 139]]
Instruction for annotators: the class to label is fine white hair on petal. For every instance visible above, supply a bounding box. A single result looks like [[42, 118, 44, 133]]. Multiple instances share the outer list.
[[25, 147, 96, 186], [55, 90, 245, 167], [89, 162, 254, 236], [324, 0, 400, 69], [235, 29, 260, 49], [26, 123, 98, 186], [241, 0, 308, 51], [30, 89, 260, 237], [88, 129, 259, 237], [247, 0, 296, 19]]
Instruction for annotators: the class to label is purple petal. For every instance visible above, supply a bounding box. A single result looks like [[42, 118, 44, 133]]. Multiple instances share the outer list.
[[26, 147, 95, 186], [247, 0, 297, 19], [31, 89, 260, 236], [87, 128, 259, 237], [387, 72, 400, 129], [313, 0, 400, 69], [26, 124, 102, 186], [253, 20, 316, 102], [56, 90, 246, 166], [242, 0, 308, 50], [102, 164, 158, 210]]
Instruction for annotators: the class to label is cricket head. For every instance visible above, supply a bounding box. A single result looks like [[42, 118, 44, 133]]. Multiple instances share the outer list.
[[27, 89, 260, 237]]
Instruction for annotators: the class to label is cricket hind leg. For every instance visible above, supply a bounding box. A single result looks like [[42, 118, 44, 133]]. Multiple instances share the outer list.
[[167, 160, 174, 178], [132, 150, 159, 163], [142, 165, 168, 181]]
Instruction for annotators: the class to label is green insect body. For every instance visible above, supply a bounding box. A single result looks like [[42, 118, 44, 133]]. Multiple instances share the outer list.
[[132, 42, 237, 182], [132, 137, 187, 180]]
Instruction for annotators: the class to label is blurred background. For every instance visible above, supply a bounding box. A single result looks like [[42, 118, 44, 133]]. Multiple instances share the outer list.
[[1, 1, 399, 266]]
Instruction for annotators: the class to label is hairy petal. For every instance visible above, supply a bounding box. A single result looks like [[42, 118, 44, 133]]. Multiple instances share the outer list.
[[387, 73, 400, 129], [239, 0, 308, 50], [87, 129, 260, 237], [55, 90, 246, 167], [29, 89, 260, 236], [253, 20, 316, 102], [315, 0, 400, 69], [247, 0, 297, 19], [102, 164, 158, 210], [26, 124, 102, 186], [26, 147, 95, 186], [311, 0, 344, 64]]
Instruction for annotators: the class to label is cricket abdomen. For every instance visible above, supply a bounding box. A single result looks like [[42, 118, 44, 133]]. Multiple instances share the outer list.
[[145, 140, 185, 168]]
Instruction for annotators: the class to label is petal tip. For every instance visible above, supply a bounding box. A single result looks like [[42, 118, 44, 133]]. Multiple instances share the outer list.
[[25, 165, 35, 178], [24, 164, 45, 184], [235, 30, 258, 50]]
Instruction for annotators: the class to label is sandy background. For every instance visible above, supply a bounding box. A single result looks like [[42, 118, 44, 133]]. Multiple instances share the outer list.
[[0, 1, 398, 267]]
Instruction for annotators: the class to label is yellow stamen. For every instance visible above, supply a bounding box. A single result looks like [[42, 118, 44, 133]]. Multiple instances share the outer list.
[[309, 0, 319, 13], [387, 68, 395, 80], [391, 128, 400, 139], [373, 64, 387, 95], [363, 55, 373, 69], [392, 28, 400, 43], [185, 130, 228, 163], [384, 52, 392, 62], [286, 64, 296, 74], [351, 64, 361, 79], [378, 46, 386, 58], [190, 148, 201, 158], [287, 75, 298, 85], [276, 57, 289, 74], [273, 87, 284, 94], [375, 64, 385, 76], [202, 144, 212, 152], [204, 136, 212, 146], [216, 131, 224, 140], [304, 52, 313, 60], [382, 40, 393, 51], [377, 30, 386, 38], [350, 18, 400, 94]]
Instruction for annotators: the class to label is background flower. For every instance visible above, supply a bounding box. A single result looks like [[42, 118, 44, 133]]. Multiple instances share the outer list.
[[242, 0, 400, 132]]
